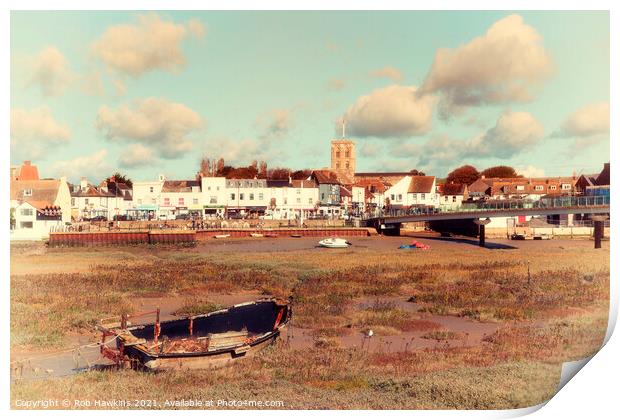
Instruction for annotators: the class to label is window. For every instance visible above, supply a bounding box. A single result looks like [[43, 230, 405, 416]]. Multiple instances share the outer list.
[[179, 198, 185, 206], [336, 162, 340, 169], [561, 184, 571, 190], [345, 151, 350, 158], [535, 185, 544, 191], [151, 198, 156, 204], [284, 198, 288, 205], [71, 198, 76, 206], [193, 198, 199, 205], [20, 208, 33, 216], [452, 196, 457, 203], [444, 196, 448, 202], [210, 196, 217, 204], [421, 193, 426, 200], [308, 198, 313, 205], [164, 198, 171, 206], [390, 194, 395, 200], [230, 193, 235, 200], [20, 221, 33, 229], [398, 194, 402, 201], [296, 198, 301, 204], [296, 189, 301, 194], [345, 161, 349, 169], [516, 185, 525, 191], [239, 193, 244, 200], [249, 193, 254, 201], [216, 186, 220, 191], [137, 199, 143, 205], [149, 187, 154, 193], [207, 186, 211, 191], [24, 189, 33, 196], [85, 198, 89, 205], [549, 185, 557, 191], [336, 151, 340, 158], [258, 193, 264, 200], [321, 193, 325, 200]]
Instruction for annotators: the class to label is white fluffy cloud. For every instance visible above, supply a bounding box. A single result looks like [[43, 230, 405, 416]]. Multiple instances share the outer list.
[[11, 107, 71, 161], [118, 143, 156, 168], [359, 142, 382, 157], [415, 111, 545, 169], [51, 149, 112, 182], [469, 111, 545, 159], [420, 15, 553, 116], [342, 85, 435, 138], [92, 13, 205, 77], [201, 137, 282, 166], [255, 109, 292, 140], [96, 97, 203, 159], [370, 66, 404, 82], [516, 165, 546, 178], [27, 47, 74, 96], [557, 102, 610, 138]]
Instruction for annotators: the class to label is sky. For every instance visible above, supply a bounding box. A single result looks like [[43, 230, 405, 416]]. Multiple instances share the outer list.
[[10, 11, 610, 183]]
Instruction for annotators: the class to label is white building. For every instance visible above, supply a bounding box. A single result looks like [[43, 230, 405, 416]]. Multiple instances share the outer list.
[[70, 177, 126, 221], [384, 175, 439, 209], [10, 177, 72, 225], [130, 175, 165, 220], [439, 183, 469, 211], [225, 178, 269, 218], [12, 201, 63, 240], [265, 179, 319, 220], [201, 176, 228, 218], [159, 179, 203, 219]]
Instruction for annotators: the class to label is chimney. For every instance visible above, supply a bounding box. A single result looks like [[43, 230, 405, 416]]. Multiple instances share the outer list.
[[158, 174, 165, 182], [80, 177, 88, 191]]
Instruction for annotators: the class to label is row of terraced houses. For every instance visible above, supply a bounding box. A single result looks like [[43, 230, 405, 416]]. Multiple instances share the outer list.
[[9, 136, 611, 240]]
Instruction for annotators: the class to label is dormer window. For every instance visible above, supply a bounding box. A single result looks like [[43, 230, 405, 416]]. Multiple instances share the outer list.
[[23, 189, 33, 196]]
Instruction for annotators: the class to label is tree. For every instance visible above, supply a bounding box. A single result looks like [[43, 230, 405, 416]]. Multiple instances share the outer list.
[[481, 165, 520, 179], [446, 165, 479, 185], [106, 172, 132, 188], [291, 169, 312, 180], [409, 169, 426, 176], [199, 157, 211, 176], [267, 167, 292, 180]]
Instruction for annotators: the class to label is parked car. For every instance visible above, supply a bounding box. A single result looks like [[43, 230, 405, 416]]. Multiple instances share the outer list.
[[87, 215, 107, 222], [510, 233, 526, 240], [175, 213, 190, 220]]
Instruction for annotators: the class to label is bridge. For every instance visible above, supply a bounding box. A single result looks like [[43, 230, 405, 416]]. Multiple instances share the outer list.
[[362, 195, 610, 248]]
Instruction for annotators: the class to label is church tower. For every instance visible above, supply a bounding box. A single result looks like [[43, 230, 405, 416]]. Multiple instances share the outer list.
[[330, 120, 356, 181]]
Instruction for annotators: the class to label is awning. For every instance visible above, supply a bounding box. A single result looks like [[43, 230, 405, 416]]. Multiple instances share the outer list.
[[132, 205, 158, 211]]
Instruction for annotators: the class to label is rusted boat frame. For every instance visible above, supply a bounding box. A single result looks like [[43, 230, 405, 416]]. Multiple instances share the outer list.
[[98, 298, 291, 370]]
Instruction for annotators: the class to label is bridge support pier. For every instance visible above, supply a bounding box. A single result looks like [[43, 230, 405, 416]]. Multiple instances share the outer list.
[[474, 218, 491, 248], [591, 215, 608, 249]]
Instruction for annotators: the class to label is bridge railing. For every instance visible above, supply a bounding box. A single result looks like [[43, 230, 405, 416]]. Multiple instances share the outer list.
[[363, 195, 610, 220]]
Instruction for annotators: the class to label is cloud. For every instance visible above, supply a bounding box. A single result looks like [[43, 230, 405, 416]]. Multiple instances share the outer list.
[[342, 85, 435, 138], [51, 149, 112, 182], [201, 137, 283, 166], [92, 13, 204, 77], [96, 97, 203, 159], [118, 143, 156, 168], [255, 109, 292, 140], [11, 107, 71, 161], [370, 66, 404, 82], [469, 111, 545, 159], [420, 14, 554, 116], [415, 111, 545, 171], [556, 102, 610, 138], [27, 47, 74, 96], [359, 142, 382, 157], [81, 70, 105, 96], [516, 165, 545, 178], [327, 79, 345, 91]]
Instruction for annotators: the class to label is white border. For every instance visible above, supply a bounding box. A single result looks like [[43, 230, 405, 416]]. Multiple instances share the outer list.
[[2, 1, 617, 419]]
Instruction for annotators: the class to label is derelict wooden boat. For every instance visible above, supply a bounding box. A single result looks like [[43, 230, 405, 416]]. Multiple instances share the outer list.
[[250, 233, 264, 238], [214, 234, 231, 239], [264, 233, 278, 238], [290, 233, 303, 238], [98, 298, 291, 371]]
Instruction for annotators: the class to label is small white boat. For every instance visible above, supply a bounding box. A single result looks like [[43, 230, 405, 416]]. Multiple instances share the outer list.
[[250, 233, 264, 238], [318, 237, 351, 248], [214, 234, 231, 239]]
